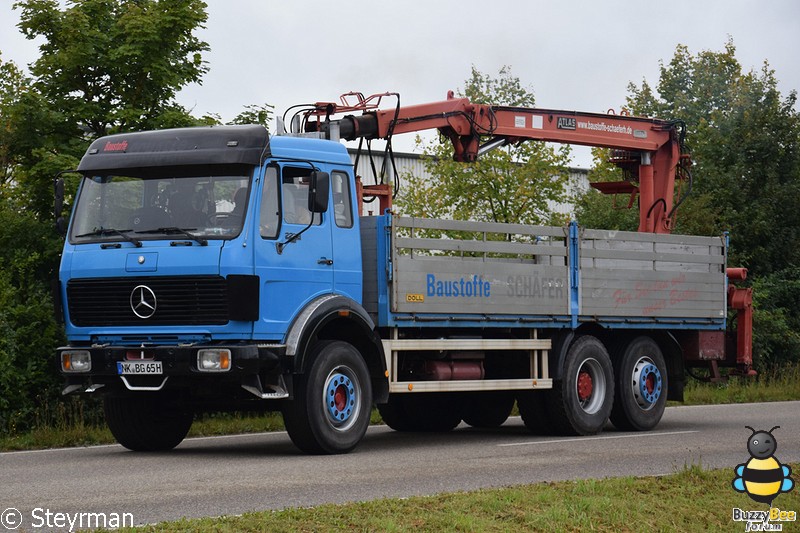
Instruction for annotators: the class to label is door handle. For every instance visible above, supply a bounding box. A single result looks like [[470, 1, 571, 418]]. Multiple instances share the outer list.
[[317, 257, 334, 266]]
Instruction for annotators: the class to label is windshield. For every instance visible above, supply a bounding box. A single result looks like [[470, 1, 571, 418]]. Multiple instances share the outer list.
[[69, 173, 252, 244]]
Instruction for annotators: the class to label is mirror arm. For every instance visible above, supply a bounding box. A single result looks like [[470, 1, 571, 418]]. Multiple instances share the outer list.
[[276, 217, 314, 255]]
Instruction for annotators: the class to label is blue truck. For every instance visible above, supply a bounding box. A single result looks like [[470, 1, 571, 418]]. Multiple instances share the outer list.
[[55, 95, 752, 454]]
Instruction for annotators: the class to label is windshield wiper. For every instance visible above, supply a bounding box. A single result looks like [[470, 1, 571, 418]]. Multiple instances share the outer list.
[[75, 228, 142, 247], [135, 227, 208, 246]]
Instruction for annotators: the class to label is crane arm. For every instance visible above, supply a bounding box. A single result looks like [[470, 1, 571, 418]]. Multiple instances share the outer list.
[[297, 92, 689, 234]]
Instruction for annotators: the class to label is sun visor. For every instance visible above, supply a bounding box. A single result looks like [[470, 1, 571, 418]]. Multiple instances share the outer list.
[[77, 125, 270, 175]]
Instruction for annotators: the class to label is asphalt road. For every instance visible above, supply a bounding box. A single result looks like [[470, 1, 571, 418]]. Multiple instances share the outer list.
[[2, 401, 799, 529]]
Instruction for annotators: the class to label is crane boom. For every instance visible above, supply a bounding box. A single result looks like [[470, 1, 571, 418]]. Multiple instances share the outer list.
[[297, 91, 689, 234]]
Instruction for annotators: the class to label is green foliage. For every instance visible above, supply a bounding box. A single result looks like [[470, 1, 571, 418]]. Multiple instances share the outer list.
[[624, 39, 800, 276], [14, 0, 210, 136], [0, 0, 278, 437], [0, 0, 231, 437], [750, 269, 800, 369], [0, 205, 64, 434], [396, 66, 571, 227], [578, 39, 800, 367], [574, 189, 637, 231], [681, 363, 800, 405], [574, 147, 638, 231], [229, 103, 275, 127], [2, 0, 212, 220], [0, 53, 28, 187]]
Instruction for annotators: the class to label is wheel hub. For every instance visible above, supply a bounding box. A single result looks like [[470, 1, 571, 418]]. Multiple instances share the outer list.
[[577, 371, 593, 401], [631, 358, 662, 409], [325, 372, 356, 425], [333, 385, 347, 412], [575, 357, 606, 415]]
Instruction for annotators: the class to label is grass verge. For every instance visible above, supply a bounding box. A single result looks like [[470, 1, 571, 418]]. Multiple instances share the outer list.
[[679, 365, 800, 405], [113, 463, 800, 532]]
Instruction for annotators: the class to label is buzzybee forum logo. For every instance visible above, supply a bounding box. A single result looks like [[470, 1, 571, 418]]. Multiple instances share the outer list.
[[731, 426, 796, 531]]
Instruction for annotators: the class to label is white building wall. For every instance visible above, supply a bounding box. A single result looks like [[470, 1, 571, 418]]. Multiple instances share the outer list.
[[348, 149, 589, 218]]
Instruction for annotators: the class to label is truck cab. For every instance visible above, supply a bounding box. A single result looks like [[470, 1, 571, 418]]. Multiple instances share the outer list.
[[58, 125, 385, 453]]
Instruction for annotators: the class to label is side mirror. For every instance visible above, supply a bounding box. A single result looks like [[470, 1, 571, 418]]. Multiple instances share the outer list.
[[308, 171, 330, 213]]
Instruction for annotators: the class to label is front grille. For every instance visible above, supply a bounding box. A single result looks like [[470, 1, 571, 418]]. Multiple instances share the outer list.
[[67, 276, 228, 326]]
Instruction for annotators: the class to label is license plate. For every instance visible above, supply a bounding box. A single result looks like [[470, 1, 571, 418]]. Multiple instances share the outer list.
[[117, 361, 163, 375]]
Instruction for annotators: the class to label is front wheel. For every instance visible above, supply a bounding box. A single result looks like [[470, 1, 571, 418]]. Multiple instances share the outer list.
[[610, 336, 668, 431], [547, 335, 614, 435], [282, 340, 372, 454], [104, 394, 193, 451]]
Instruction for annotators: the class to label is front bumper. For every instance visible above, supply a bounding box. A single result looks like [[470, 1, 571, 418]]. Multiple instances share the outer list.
[[57, 343, 289, 399]]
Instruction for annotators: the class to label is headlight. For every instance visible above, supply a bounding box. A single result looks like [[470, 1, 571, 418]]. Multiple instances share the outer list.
[[61, 350, 92, 373], [197, 349, 231, 372]]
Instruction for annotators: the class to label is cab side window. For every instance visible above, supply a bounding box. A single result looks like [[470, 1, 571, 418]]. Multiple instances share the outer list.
[[281, 167, 321, 226], [332, 171, 353, 228], [260, 166, 280, 239]]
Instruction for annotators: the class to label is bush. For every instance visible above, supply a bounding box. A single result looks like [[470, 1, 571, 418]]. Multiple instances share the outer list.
[[0, 204, 66, 435], [751, 268, 800, 370]]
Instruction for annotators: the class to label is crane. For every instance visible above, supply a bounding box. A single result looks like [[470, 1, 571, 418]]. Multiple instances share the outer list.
[[285, 91, 752, 378], [290, 91, 691, 235]]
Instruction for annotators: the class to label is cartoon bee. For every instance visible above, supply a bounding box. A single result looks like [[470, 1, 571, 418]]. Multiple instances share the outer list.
[[732, 426, 794, 505]]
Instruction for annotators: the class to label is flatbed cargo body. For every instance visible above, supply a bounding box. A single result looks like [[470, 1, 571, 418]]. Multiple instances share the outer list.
[[362, 215, 726, 330]]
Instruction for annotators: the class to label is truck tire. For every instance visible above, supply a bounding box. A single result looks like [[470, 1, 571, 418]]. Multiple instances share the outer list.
[[378, 393, 462, 432], [408, 394, 462, 431], [610, 336, 668, 431], [103, 394, 193, 451], [517, 390, 556, 435], [462, 392, 515, 428], [547, 335, 614, 436], [377, 396, 414, 431], [282, 340, 372, 454]]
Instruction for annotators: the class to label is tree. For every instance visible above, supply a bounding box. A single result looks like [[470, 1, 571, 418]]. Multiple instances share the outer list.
[[395, 66, 571, 228], [3, 0, 210, 219], [229, 103, 274, 127], [0, 53, 28, 190], [625, 39, 800, 275], [0, 0, 214, 435], [0, 206, 65, 434], [15, 0, 209, 137], [578, 40, 800, 368], [573, 147, 638, 231]]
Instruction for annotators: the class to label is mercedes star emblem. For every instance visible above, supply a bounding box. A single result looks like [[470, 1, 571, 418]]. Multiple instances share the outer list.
[[130, 285, 157, 319]]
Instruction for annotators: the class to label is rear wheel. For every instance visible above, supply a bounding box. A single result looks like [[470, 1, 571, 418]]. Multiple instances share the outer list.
[[517, 390, 556, 435], [104, 394, 193, 451], [377, 395, 414, 431], [546, 335, 614, 435], [378, 393, 462, 432], [462, 392, 514, 428], [610, 336, 668, 431], [282, 340, 372, 454]]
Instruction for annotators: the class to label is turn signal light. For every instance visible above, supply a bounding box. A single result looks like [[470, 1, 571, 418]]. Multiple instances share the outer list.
[[197, 349, 232, 372], [61, 350, 91, 373]]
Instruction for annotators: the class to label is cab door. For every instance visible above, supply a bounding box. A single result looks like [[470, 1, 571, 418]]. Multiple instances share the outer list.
[[328, 169, 362, 302], [253, 164, 334, 338]]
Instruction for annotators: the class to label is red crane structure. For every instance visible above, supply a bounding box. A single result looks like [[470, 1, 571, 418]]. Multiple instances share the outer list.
[[292, 91, 754, 378], [297, 91, 689, 234]]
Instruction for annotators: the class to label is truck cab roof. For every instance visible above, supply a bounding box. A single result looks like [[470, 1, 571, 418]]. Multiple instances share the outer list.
[[77, 125, 352, 176]]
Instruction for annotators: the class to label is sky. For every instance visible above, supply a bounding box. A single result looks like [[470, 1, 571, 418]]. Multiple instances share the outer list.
[[1, 0, 798, 167]]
